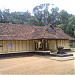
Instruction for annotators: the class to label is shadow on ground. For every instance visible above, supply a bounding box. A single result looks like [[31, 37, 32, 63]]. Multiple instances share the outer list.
[[0, 52, 50, 59]]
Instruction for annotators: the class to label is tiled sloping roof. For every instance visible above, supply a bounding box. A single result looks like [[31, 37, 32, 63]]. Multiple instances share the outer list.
[[55, 28, 75, 40], [0, 23, 74, 40]]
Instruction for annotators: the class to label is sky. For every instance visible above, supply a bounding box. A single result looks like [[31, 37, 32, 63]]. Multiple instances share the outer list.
[[0, 0, 75, 15]]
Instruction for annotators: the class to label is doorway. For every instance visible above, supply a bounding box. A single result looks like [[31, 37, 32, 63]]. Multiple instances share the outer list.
[[34, 39, 48, 51]]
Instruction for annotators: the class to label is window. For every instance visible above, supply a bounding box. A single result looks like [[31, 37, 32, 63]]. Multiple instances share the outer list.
[[48, 28, 55, 33]]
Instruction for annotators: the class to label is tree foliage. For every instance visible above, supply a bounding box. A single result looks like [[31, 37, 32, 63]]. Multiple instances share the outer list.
[[48, 7, 60, 26], [33, 3, 50, 25], [0, 9, 31, 24]]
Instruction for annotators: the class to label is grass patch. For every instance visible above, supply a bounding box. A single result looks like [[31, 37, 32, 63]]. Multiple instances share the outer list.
[[70, 48, 75, 50], [70, 43, 75, 51], [70, 48, 75, 52]]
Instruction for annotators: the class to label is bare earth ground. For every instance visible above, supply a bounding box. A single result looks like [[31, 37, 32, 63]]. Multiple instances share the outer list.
[[0, 52, 75, 75]]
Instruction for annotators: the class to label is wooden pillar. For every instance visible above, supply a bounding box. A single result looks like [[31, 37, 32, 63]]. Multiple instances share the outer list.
[[47, 39, 49, 50], [46, 39, 48, 50], [2, 41, 3, 53], [42, 39, 49, 51], [42, 39, 46, 51], [56, 40, 58, 49], [34, 40, 38, 51]]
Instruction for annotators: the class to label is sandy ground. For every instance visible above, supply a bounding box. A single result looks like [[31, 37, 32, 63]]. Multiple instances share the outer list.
[[0, 52, 75, 75]]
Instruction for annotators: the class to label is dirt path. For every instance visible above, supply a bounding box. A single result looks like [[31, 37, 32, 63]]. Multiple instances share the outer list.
[[0, 52, 75, 75]]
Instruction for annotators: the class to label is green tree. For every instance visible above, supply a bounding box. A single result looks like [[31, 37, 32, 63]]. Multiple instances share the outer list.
[[48, 7, 60, 26], [0, 10, 2, 18], [33, 3, 50, 25], [0, 10, 2, 22], [68, 15, 75, 37], [2, 9, 10, 23], [58, 11, 75, 37], [0, 9, 11, 23], [57, 10, 69, 33], [59, 10, 69, 25], [28, 16, 39, 25], [10, 11, 31, 24]]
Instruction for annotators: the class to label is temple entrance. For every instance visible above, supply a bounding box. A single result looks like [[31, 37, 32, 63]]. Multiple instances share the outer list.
[[34, 39, 48, 51]]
